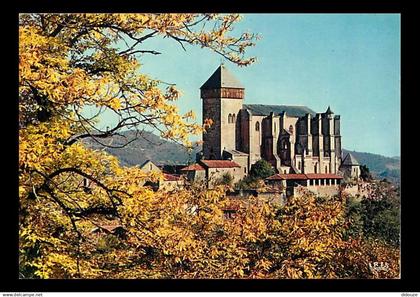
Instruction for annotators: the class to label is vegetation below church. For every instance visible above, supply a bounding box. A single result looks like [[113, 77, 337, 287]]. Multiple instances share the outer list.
[[19, 13, 399, 279]]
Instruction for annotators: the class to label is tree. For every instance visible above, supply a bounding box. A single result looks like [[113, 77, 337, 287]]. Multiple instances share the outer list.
[[19, 13, 259, 279], [360, 165, 373, 181], [249, 159, 276, 180], [215, 172, 234, 187]]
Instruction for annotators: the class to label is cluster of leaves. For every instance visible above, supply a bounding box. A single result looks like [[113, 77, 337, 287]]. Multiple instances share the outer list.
[[249, 159, 276, 180], [360, 165, 373, 181], [236, 159, 276, 190], [213, 172, 234, 187]]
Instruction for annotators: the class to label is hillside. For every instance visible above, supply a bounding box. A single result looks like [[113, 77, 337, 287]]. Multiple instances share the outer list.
[[83, 130, 200, 167], [83, 131, 400, 184]]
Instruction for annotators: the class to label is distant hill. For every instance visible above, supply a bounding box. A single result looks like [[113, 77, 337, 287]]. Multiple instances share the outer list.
[[83, 131, 400, 184], [83, 130, 200, 167]]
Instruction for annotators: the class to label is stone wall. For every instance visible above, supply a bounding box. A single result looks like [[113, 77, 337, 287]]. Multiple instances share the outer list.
[[202, 98, 221, 159], [207, 167, 243, 188]]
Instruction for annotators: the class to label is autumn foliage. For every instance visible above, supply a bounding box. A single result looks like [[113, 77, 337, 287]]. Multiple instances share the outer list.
[[19, 13, 399, 279]]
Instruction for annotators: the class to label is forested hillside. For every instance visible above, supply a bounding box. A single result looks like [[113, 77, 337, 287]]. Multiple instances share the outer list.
[[84, 130, 200, 167]]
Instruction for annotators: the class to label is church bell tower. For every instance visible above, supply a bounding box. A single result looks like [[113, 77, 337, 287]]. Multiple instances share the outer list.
[[201, 64, 244, 159]]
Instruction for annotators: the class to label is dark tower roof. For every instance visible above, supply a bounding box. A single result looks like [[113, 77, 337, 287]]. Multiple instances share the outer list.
[[200, 64, 244, 89], [341, 153, 360, 166], [325, 106, 334, 114]]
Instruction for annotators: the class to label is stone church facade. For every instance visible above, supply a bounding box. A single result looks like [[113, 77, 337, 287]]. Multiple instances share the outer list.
[[200, 64, 343, 176]]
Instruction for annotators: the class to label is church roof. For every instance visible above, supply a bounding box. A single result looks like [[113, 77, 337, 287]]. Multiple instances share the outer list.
[[200, 64, 244, 89], [341, 153, 360, 166], [243, 104, 316, 118]]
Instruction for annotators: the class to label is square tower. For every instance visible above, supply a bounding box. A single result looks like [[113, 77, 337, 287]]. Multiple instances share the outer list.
[[201, 65, 244, 159]]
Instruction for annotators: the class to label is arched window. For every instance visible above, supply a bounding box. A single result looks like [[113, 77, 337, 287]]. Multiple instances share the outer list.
[[289, 125, 294, 134], [325, 165, 328, 173], [314, 164, 317, 173], [232, 113, 236, 123], [255, 121, 260, 131], [228, 114, 232, 123]]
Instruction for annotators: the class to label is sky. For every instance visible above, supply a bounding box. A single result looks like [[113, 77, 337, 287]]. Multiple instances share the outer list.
[[93, 14, 401, 157]]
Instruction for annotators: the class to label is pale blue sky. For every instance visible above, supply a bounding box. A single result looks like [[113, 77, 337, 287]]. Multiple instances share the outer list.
[[93, 14, 400, 157]]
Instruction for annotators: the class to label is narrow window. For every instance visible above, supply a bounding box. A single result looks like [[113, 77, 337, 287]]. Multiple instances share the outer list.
[[289, 125, 294, 134], [232, 114, 236, 123], [314, 164, 317, 173], [228, 114, 232, 123], [325, 165, 328, 173], [255, 121, 260, 131]]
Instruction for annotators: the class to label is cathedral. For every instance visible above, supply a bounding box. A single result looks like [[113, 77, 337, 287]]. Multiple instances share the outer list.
[[199, 64, 343, 176]]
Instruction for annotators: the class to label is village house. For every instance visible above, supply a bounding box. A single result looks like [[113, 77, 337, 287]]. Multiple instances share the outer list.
[[181, 159, 245, 189], [139, 160, 184, 191]]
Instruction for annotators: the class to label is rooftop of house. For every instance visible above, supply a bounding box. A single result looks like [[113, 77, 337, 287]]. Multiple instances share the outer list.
[[200, 160, 241, 169], [163, 173, 182, 181], [180, 163, 205, 171]]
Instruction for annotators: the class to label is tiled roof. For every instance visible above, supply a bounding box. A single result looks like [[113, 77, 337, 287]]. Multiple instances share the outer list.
[[266, 173, 343, 180], [200, 160, 241, 168], [341, 153, 360, 166], [243, 104, 316, 117], [200, 65, 244, 89], [305, 173, 343, 179], [266, 174, 307, 180], [180, 163, 205, 171], [163, 173, 182, 181]]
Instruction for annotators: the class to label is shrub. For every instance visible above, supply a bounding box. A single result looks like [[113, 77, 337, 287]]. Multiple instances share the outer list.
[[249, 159, 276, 180]]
